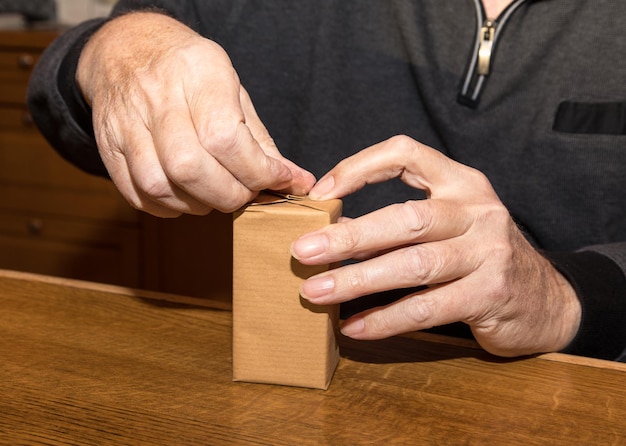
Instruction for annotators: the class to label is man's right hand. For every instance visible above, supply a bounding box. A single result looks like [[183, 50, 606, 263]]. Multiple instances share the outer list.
[[77, 12, 315, 217]]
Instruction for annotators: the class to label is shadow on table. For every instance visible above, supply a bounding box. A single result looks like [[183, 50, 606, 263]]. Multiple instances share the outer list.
[[338, 333, 530, 365]]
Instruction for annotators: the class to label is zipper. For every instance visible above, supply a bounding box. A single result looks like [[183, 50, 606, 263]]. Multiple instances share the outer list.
[[477, 20, 496, 76], [457, 0, 528, 108]]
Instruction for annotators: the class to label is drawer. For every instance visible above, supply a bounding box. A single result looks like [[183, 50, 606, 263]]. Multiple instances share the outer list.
[[0, 29, 60, 50], [0, 107, 38, 133], [0, 49, 39, 105], [0, 183, 138, 224], [0, 128, 138, 223], [0, 210, 140, 287], [0, 118, 108, 191], [141, 212, 233, 304]]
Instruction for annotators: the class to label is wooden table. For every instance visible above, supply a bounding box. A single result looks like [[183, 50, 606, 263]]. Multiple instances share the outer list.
[[2, 270, 625, 445]]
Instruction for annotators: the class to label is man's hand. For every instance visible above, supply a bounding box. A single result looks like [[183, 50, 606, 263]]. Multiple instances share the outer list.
[[77, 12, 315, 217], [291, 135, 581, 357]]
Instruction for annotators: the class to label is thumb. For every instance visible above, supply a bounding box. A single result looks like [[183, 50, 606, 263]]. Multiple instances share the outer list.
[[309, 135, 463, 200]]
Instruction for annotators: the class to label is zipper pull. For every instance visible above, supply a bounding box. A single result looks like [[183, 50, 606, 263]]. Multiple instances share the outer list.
[[477, 20, 496, 76]]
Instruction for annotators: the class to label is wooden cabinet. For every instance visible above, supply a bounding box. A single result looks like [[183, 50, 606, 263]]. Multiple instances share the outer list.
[[0, 27, 233, 305], [0, 26, 141, 287], [142, 212, 233, 303]]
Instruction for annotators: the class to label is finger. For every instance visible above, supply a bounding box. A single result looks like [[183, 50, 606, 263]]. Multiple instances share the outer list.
[[309, 135, 484, 201], [187, 76, 297, 195], [94, 113, 185, 217], [292, 199, 472, 265], [102, 149, 184, 218], [300, 237, 478, 305], [126, 121, 221, 214], [150, 101, 263, 213], [100, 147, 183, 218], [238, 87, 317, 195], [101, 107, 216, 215], [339, 277, 485, 340]]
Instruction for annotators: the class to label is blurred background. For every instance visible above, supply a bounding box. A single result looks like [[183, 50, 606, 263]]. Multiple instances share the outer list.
[[0, 0, 233, 305], [56, 0, 115, 24], [0, 0, 115, 25]]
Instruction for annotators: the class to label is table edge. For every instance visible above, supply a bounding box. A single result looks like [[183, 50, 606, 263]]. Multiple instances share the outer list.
[[3, 268, 624, 372]]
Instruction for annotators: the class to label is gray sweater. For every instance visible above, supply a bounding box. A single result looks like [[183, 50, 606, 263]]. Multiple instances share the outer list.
[[27, 0, 626, 360]]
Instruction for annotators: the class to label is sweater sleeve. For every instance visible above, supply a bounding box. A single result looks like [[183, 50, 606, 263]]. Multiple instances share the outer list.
[[27, 19, 109, 177], [544, 249, 626, 362]]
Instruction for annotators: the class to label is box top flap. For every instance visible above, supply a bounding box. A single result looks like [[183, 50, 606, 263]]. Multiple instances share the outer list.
[[241, 192, 342, 215]]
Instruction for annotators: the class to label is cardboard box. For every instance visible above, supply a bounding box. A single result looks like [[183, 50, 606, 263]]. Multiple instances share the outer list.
[[232, 193, 342, 389]]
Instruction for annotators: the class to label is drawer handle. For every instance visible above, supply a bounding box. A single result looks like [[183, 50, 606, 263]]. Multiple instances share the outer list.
[[22, 112, 34, 127], [27, 219, 44, 235], [17, 53, 35, 70]]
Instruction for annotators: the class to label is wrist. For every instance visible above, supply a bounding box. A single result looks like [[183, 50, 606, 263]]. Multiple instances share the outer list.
[[549, 267, 582, 351]]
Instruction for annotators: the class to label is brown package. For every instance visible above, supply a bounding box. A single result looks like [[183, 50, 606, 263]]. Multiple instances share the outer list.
[[232, 193, 342, 389]]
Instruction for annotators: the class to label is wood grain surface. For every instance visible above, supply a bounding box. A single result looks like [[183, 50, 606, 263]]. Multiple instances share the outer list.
[[1, 270, 625, 445]]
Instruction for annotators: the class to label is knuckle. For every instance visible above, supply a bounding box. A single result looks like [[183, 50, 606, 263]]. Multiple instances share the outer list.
[[464, 167, 500, 197], [218, 197, 251, 214], [339, 267, 368, 294], [198, 116, 243, 154], [467, 166, 491, 184], [407, 296, 434, 325], [478, 245, 514, 299], [213, 187, 255, 213], [396, 201, 432, 239], [244, 157, 283, 190], [161, 148, 201, 186], [470, 201, 513, 242], [493, 207, 514, 230], [367, 314, 394, 337], [136, 168, 172, 200], [95, 118, 122, 154], [388, 134, 422, 160], [388, 134, 416, 151], [330, 223, 363, 254], [401, 244, 445, 284], [475, 206, 516, 255], [490, 273, 509, 299]]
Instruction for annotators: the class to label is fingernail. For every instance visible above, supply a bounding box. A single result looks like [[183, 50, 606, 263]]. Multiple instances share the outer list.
[[309, 175, 335, 200], [301, 275, 335, 301], [341, 317, 365, 337], [291, 234, 328, 260]]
